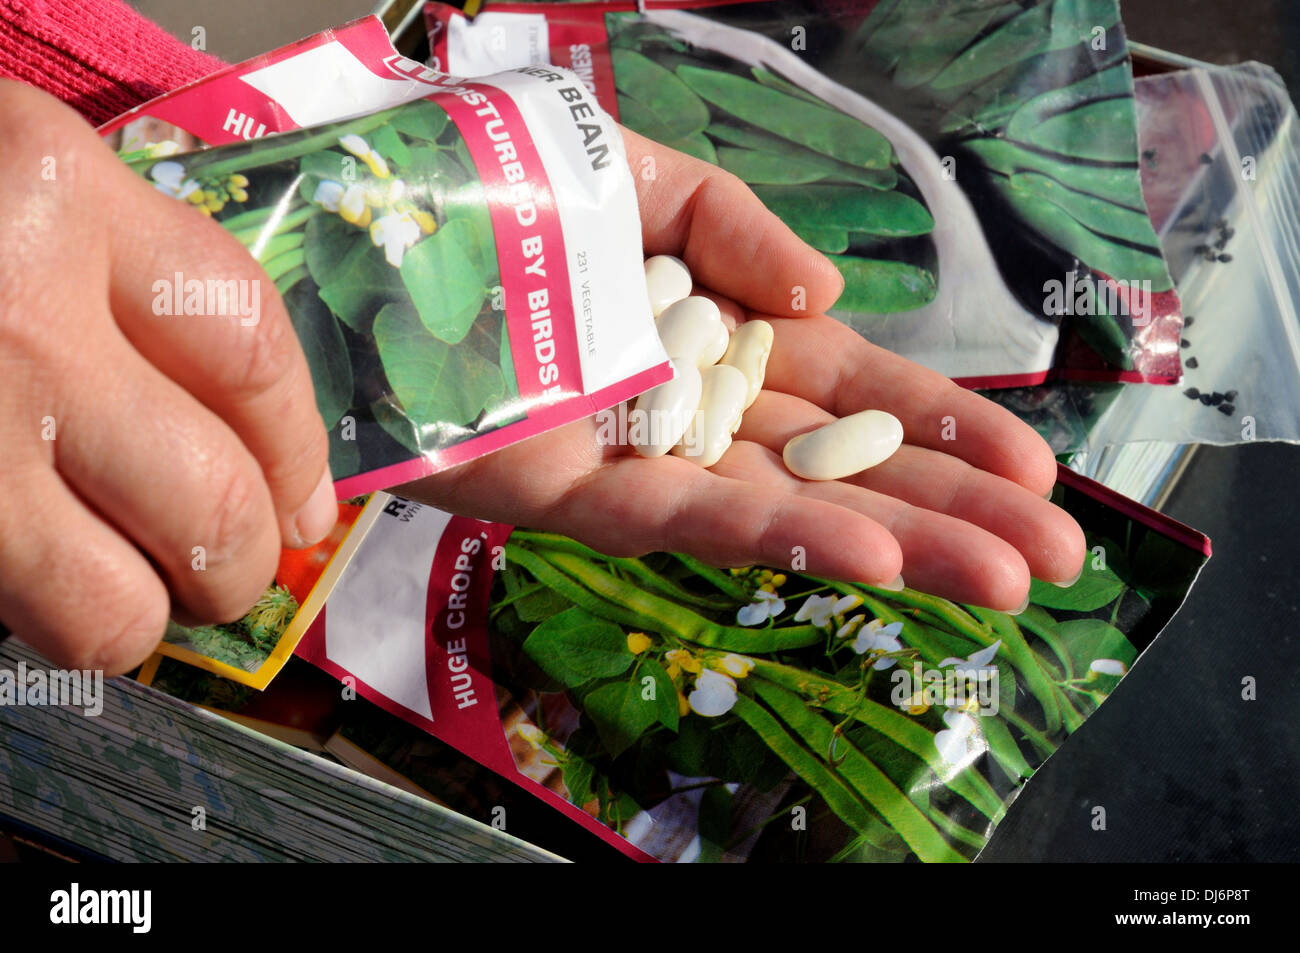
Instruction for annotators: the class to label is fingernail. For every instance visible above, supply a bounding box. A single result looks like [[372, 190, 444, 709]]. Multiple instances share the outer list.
[[880, 574, 905, 592], [1052, 564, 1084, 589], [292, 469, 337, 548], [1008, 594, 1030, 616]]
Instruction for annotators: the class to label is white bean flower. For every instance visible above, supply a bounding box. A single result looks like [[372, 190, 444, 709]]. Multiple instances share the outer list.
[[850, 618, 905, 668], [737, 588, 784, 626], [1089, 658, 1127, 677], [939, 639, 1003, 678], [934, 709, 981, 765], [688, 669, 738, 717], [793, 594, 836, 627], [338, 134, 390, 178], [312, 179, 345, 212], [370, 212, 422, 268], [150, 160, 199, 200]]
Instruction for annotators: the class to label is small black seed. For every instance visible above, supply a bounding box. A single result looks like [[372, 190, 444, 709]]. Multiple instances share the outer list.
[[1214, 236, 1229, 250], [1181, 338, 1191, 348], [1222, 227, 1235, 241], [1205, 250, 1220, 261], [1199, 393, 1214, 405], [1200, 153, 1213, 164], [1186, 357, 1199, 368], [1219, 403, 1235, 416], [1184, 316, 1195, 327], [1184, 387, 1200, 399], [1225, 389, 1238, 401], [1193, 244, 1211, 254], [1218, 253, 1233, 262], [1209, 393, 1225, 406]]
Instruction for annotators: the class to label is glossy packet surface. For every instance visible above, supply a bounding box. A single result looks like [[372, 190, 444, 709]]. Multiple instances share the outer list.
[[100, 15, 670, 497], [427, 0, 1183, 388], [295, 471, 1210, 862]]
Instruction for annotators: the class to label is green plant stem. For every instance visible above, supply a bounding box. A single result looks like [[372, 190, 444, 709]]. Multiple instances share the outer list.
[[261, 248, 305, 284], [671, 554, 753, 601], [234, 203, 318, 247]]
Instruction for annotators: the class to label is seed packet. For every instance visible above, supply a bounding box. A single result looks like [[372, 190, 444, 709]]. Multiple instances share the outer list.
[[426, 0, 1184, 388], [295, 473, 1210, 862], [150, 493, 389, 688], [100, 15, 670, 497]]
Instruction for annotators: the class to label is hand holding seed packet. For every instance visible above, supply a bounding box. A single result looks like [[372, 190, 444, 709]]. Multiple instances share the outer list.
[[0, 16, 1081, 686]]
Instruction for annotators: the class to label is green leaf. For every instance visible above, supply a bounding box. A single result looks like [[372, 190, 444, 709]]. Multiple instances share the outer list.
[[696, 786, 733, 863], [389, 100, 450, 141], [373, 301, 503, 429], [327, 425, 361, 480], [677, 65, 892, 169], [1057, 618, 1137, 675], [523, 607, 634, 687], [399, 218, 487, 344], [282, 281, 353, 431], [1028, 562, 1126, 611], [638, 658, 679, 732], [613, 49, 710, 142], [368, 124, 412, 168], [370, 396, 421, 455], [441, 185, 498, 284], [316, 235, 411, 334], [561, 751, 596, 807], [583, 679, 659, 759]]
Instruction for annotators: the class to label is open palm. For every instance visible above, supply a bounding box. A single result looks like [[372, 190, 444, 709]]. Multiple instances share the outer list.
[[399, 130, 1084, 612]]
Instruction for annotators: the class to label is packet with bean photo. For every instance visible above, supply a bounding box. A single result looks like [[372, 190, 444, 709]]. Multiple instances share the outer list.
[[426, 0, 1184, 388], [295, 473, 1210, 862], [99, 14, 670, 498]]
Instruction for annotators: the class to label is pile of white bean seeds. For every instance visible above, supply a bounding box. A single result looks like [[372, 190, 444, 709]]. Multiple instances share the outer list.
[[635, 255, 904, 481]]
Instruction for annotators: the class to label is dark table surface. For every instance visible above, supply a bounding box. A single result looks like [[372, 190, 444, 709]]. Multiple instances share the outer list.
[[126, 0, 1300, 862]]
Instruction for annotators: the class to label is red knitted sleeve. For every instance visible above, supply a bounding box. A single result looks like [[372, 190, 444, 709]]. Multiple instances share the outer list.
[[0, 0, 224, 126]]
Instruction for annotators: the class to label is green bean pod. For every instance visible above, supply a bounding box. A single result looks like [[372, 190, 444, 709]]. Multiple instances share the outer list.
[[751, 681, 966, 862], [730, 695, 896, 846], [707, 123, 898, 190], [962, 138, 1146, 210], [538, 550, 823, 652], [751, 659, 1005, 822], [828, 256, 938, 314]]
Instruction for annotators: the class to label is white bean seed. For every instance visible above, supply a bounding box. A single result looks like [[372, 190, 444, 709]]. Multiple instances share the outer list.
[[674, 364, 749, 468], [644, 254, 693, 317], [631, 362, 702, 458], [719, 319, 773, 409], [782, 410, 904, 481], [656, 296, 726, 369]]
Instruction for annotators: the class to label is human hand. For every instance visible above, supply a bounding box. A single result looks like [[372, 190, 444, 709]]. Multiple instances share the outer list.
[[400, 129, 1085, 612], [0, 82, 335, 674]]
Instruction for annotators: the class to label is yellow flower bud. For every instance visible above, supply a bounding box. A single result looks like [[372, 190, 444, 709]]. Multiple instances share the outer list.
[[229, 187, 249, 203], [771, 574, 787, 587], [626, 632, 653, 655], [677, 691, 690, 718], [187, 189, 207, 205], [229, 174, 249, 188], [904, 692, 929, 716], [665, 648, 701, 674], [411, 209, 437, 235]]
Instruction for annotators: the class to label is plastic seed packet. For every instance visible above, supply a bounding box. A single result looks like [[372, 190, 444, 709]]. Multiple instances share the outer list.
[[100, 15, 670, 498], [295, 472, 1209, 862], [151, 494, 388, 688], [426, 0, 1184, 388]]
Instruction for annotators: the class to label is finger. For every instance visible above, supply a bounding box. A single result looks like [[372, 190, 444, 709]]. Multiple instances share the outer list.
[[622, 127, 844, 316], [761, 314, 1058, 495], [738, 390, 1085, 583], [0, 461, 169, 674], [99, 150, 335, 549], [537, 452, 903, 584], [54, 328, 282, 624], [711, 441, 1031, 611]]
